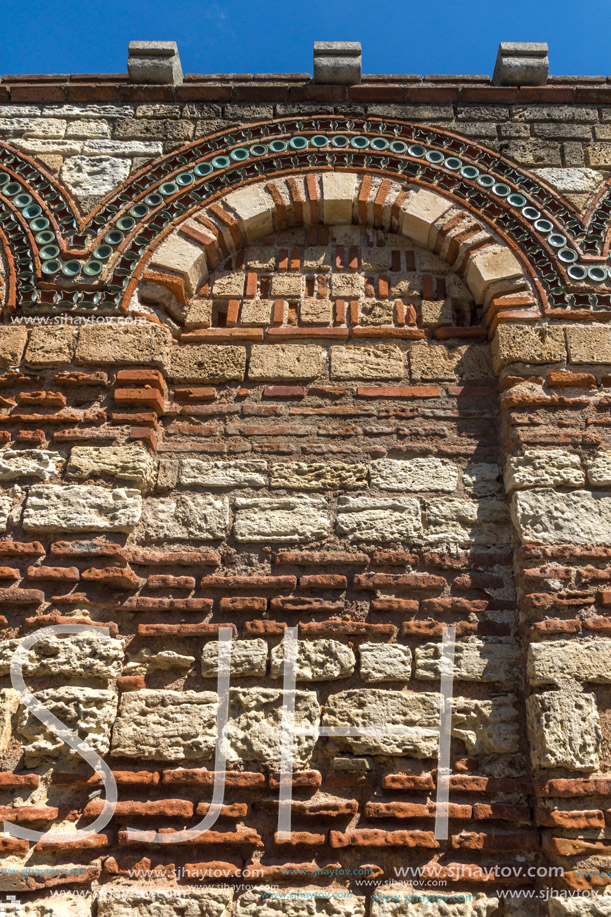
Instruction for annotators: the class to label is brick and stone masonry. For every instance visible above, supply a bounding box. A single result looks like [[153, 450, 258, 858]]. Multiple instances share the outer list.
[[0, 37, 610, 916]]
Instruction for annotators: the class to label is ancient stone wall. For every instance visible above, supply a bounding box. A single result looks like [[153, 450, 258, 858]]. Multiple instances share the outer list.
[[0, 53, 611, 916]]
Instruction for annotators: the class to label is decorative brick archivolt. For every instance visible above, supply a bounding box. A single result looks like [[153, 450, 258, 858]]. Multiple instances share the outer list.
[[0, 116, 611, 320]]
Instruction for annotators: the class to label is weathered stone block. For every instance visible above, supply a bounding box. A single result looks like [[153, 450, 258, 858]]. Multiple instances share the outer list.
[[270, 273, 303, 298], [400, 189, 453, 247], [0, 633, 123, 679], [271, 639, 355, 681], [493, 41, 549, 86], [321, 172, 358, 223], [548, 897, 611, 916], [409, 342, 494, 382], [149, 233, 206, 296], [18, 687, 118, 763], [426, 498, 510, 545], [179, 458, 267, 489], [527, 691, 601, 771], [0, 326, 27, 368], [75, 323, 170, 367], [492, 324, 566, 369], [416, 639, 519, 684], [451, 696, 520, 755], [505, 449, 584, 491], [224, 184, 274, 243], [141, 493, 229, 541], [67, 445, 156, 492], [212, 271, 246, 298], [465, 245, 524, 302], [528, 640, 611, 685], [168, 344, 246, 383], [566, 325, 611, 364], [587, 451, 611, 487], [240, 299, 273, 326], [249, 344, 324, 382], [0, 688, 18, 754], [371, 457, 458, 493], [360, 299, 395, 325], [463, 463, 501, 496], [202, 639, 268, 677], [270, 461, 367, 490], [359, 644, 412, 683], [329, 273, 364, 298], [23, 484, 142, 533], [301, 298, 333, 324], [111, 689, 217, 761], [330, 344, 404, 381], [25, 326, 77, 366], [98, 888, 232, 917], [184, 297, 212, 329], [0, 449, 62, 481], [313, 40, 362, 86], [371, 888, 498, 917], [336, 496, 423, 543], [322, 689, 439, 756], [234, 496, 330, 543], [127, 41, 184, 86], [227, 688, 320, 768], [60, 155, 131, 204], [237, 887, 364, 917], [511, 490, 611, 545]]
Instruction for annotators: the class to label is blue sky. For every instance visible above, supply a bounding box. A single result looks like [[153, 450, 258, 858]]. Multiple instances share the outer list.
[[1, 0, 599, 77]]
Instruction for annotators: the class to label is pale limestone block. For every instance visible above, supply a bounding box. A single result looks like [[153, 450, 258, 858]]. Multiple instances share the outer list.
[[371, 888, 498, 917], [60, 155, 130, 203], [184, 297, 212, 329], [271, 640, 356, 681], [463, 463, 501, 496], [245, 246, 276, 270], [416, 639, 519, 683], [23, 484, 142, 533], [224, 184, 274, 242], [237, 889, 364, 917], [5, 893, 92, 916], [330, 344, 404, 380], [141, 493, 229, 541], [0, 449, 63, 481], [0, 634, 123, 679], [179, 458, 267, 488], [322, 689, 440, 756], [67, 444, 156, 492], [18, 686, 118, 763], [409, 342, 494, 382], [66, 118, 111, 138], [322, 172, 358, 224], [451, 695, 520, 755], [492, 324, 566, 369], [149, 233, 207, 296], [300, 298, 333, 324], [528, 640, 611, 685], [270, 273, 303, 298], [587, 451, 611, 486], [303, 246, 332, 271], [421, 299, 453, 328], [0, 488, 19, 533], [234, 496, 330, 543], [330, 273, 364, 298], [211, 271, 246, 298], [566, 325, 611, 364], [359, 644, 412, 683], [389, 273, 419, 298], [465, 245, 523, 302], [25, 326, 77, 366], [548, 896, 611, 916], [249, 344, 324, 381], [426, 498, 510, 545], [75, 323, 171, 367], [125, 649, 195, 675], [97, 888, 233, 917], [337, 495, 422, 543], [240, 299, 273, 326], [371, 457, 458, 493], [511, 490, 611, 545], [168, 344, 246, 382], [527, 691, 601, 771], [84, 139, 163, 156], [0, 688, 18, 754], [226, 688, 320, 768], [111, 689, 217, 761], [361, 247, 390, 272], [360, 299, 394, 325], [400, 189, 453, 247], [0, 326, 27, 368], [270, 461, 367, 490], [201, 639, 268, 677], [533, 167, 604, 193], [505, 449, 584, 491]]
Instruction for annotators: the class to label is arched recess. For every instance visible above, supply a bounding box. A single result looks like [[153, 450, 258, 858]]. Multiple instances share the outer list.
[[136, 170, 540, 334]]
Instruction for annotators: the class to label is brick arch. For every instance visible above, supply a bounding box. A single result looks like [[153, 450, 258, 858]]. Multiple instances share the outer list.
[[139, 171, 540, 332]]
